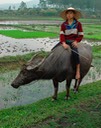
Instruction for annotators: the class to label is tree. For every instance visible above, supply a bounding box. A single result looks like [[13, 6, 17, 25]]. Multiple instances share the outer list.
[[12, 6, 16, 10], [18, 1, 27, 10], [39, 0, 47, 8], [8, 6, 12, 10]]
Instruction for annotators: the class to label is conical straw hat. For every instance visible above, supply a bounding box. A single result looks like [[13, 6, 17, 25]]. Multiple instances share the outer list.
[[60, 7, 82, 20]]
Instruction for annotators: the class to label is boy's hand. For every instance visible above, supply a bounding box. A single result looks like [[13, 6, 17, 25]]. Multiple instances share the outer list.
[[62, 42, 69, 49], [72, 41, 78, 48]]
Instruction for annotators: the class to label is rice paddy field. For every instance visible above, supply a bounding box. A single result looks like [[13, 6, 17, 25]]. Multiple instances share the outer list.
[[0, 18, 101, 128], [0, 23, 101, 40], [0, 30, 58, 38], [0, 16, 101, 23]]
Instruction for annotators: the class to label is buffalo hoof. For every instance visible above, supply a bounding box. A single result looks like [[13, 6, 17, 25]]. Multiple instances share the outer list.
[[51, 99, 56, 102], [52, 96, 57, 101], [73, 88, 78, 93], [64, 96, 70, 100]]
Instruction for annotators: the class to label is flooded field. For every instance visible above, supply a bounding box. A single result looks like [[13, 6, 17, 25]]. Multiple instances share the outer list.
[[0, 20, 62, 25], [0, 35, 58, 57], [0, 35, 101, 57], [0, 58, 101, 110], [0, 21, 101, 110]]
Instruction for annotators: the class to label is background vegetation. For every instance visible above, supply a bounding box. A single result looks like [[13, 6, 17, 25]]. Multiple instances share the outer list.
[[0, 0, 101, 20]]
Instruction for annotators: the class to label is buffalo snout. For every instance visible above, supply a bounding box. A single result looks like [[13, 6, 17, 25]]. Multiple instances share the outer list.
[[11, 83, 19, 89]]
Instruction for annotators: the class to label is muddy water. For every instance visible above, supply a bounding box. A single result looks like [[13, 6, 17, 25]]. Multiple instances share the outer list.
[[0, 35, 58, 57], [0, 58, 101, 110]]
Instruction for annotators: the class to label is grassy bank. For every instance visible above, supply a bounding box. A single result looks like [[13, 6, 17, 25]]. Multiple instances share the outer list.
[[0, 80, 101, 128], [0, 45, 101, 73], [0, 51, 49, 73]]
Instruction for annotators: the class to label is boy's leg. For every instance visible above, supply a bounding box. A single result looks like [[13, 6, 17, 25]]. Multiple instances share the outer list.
[[71, 46, 80, 79], [76, 64, 80, 79]]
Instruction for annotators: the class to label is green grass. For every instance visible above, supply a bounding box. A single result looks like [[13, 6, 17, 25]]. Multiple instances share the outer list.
[[35, 94, 101, 128], [0, 23, 101, 40], [79, 18, 101, 23], [1, 24, 101, 40], [0, 30, 58, 38], [0, 15, 101, 23], [92, 45, 101, 58], [0, 80, 101, 128], [0, 16, 62, 21], [83, 24, 101, 40], [0, 51, 48, 63]]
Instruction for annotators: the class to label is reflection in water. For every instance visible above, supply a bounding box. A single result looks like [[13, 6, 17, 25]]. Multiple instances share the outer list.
[[0, 58, 101, 110]]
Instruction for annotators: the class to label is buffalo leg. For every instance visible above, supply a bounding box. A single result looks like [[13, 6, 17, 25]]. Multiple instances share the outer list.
[[76, 79, 82, 92], [52, 79, 59, 100], [73, 79, 82, 93], [65, 79, 72, 100], [73, 79, 77, 92]]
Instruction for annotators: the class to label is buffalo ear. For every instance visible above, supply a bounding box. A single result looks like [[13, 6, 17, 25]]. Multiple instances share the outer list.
[[26, 65, 39, 70]]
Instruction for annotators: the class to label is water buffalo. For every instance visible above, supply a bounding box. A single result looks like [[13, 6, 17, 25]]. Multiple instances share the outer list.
[[11, 43, 92, 100]]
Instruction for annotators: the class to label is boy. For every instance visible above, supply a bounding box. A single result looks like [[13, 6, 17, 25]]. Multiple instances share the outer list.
[[60, 7, 84, 80]]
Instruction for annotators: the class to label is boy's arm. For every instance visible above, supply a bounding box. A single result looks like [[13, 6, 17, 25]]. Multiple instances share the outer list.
[[60, 23, 69, 49], [60, 23, 66, 44], [75, 22, 84, 43]]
